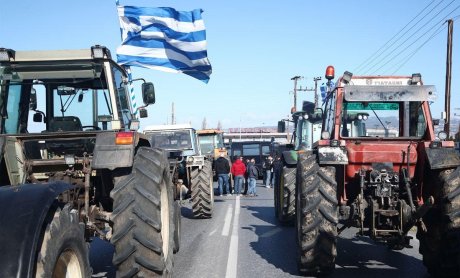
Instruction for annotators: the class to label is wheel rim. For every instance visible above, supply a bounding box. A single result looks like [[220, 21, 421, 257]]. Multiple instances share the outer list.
[[160, 179, 170, 260], [52, 249, 82, 278]]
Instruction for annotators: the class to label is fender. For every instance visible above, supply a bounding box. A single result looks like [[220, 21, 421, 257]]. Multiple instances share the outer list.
[[282, 150, 298, 166], [92, 132, 135, 170], [318, 146, 349, 165], [0, 182, 74, 278], [426, 147, 460, 169]]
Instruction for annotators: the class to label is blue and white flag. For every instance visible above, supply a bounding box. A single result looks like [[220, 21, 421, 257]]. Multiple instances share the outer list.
[[116, 6, 212, 83]]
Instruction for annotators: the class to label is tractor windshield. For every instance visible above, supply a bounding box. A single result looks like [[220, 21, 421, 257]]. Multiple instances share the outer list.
[[340, 101, 426, 138], [147, 130, 193, 150], [0, 60, 132, 134], [198, 134, 224, 155]]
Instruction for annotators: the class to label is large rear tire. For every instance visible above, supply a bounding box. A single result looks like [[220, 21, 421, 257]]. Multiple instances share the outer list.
[[417, 166, 460, 277], [296, 151, 338, 275], [111, 147, 174, 277], [35, 204, 91, 278], [173, 200, 181, 253], [191, 161, 214, 218], [274, 164, 295, 224]]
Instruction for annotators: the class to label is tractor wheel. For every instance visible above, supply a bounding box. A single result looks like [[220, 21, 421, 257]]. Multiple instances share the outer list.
[[191, 161, 214, 218], [111, 147, 174, 277], [296, 151, 338, 275], [36, 204, 91, 278], [173, 200, 181, 253], [274, 165, 296, 224], [417, 166, 460, 277]]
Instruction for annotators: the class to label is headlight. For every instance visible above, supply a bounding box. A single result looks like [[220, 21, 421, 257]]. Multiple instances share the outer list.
[[187, 156, 194, 163], [358, 114, 363, 120], [321, 131, 330, 140], [303, 114, 309, 120], [438, 131, 447, 140], [363, 115, 368, 120]]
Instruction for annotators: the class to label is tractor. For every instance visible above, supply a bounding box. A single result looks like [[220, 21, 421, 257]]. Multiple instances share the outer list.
[[0, 45, 178, 277], [196, 128, 227, 177], [295, 67, 460, 277], [274, 101, 322, 224], [144, 124, 214, 219]]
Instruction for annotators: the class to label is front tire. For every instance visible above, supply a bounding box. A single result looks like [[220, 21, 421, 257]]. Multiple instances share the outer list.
[[191, 161, 214, 218], [417, 166, 460, 277], [35, 204, 91, 278], [296, 151, 338, 275], [274, 164, 296, 224], [111, 147, 174, 277]]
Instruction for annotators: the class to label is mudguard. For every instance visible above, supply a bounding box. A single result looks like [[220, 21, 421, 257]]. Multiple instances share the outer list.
[[318, 146, 349, 165], [426, 147, 460, 169], [0, 182, 74, 277], [92, 132, 135, 170], [282, 150, 298, 166]]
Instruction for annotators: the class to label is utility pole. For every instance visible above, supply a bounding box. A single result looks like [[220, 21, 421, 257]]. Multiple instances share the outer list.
[[291, 76, 320, 110], [444, 19, 453, 136], [171, 102, 175, 125], [313, 77, 322, 107], [291, 76, 301, 111]]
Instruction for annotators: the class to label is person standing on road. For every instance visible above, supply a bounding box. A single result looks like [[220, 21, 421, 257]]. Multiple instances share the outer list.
[[231, 156, 246, 196], [264, 155, 274, 188], [215, 153, 231, 196], [247, 158, 258, 196]]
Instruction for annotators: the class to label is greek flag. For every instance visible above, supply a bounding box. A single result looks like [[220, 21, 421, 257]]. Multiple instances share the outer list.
[[116, 6, 212, 83]]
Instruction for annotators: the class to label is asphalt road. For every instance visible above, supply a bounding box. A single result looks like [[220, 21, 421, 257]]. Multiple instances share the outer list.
[[89, 179, 430, 278]]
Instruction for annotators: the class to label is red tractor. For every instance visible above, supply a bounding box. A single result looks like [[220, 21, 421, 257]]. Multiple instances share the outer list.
[[296, 67, 460, 277]]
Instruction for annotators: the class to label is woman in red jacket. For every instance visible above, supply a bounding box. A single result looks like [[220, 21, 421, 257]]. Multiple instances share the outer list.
[[231, 156, 246, 196]]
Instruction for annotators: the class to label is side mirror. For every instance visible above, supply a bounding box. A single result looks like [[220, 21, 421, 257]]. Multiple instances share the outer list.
[[277, 121, 286, 133], [433, 119, 440, 126], [33, 112, 43, 122], [29, 88, 37, 110], [142, 82, 155, 105], [139, 108, 148, 118]]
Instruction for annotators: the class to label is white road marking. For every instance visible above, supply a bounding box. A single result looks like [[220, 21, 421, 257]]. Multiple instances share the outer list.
[[209, 228, 217, 236], [221, 204, 233, 236], [225, 196, 240, 278]]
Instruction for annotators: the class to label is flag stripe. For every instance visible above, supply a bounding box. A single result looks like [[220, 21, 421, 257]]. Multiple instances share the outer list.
[[122, 36, 208, 60], [122, 6, 204, 24], [117, 54, 212, 73]]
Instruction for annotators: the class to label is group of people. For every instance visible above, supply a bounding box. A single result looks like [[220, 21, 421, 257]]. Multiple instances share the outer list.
[[214, 153, 259, 197], [214, 153, 282, 197]]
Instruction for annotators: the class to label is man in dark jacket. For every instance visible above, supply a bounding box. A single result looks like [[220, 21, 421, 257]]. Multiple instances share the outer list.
[[215, 153, 230, 196], [247, 158, 259, 196]]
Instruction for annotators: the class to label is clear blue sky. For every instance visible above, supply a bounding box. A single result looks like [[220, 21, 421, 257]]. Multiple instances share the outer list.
[[1, 0, 459, 130]]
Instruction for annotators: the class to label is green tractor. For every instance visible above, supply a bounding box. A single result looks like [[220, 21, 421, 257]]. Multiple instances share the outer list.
[[274, 101, 323, 224]]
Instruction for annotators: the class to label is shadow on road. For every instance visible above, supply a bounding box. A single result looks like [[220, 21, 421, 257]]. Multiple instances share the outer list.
[[243, 206, 428, 278]]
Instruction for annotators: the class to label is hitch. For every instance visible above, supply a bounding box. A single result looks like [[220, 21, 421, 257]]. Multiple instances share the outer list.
[[404, 196, 434, 234]]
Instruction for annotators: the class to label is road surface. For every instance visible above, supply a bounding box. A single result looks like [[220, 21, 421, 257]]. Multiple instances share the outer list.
[[90, 180, 429, 278]]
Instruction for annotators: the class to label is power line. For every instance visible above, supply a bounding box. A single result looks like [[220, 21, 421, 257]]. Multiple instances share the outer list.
[[390, 23, 447, 74], [354, 0, 439, 73], [364, 1, 459, 75]]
